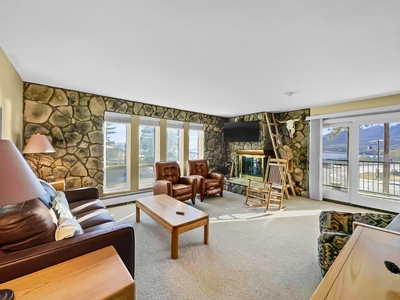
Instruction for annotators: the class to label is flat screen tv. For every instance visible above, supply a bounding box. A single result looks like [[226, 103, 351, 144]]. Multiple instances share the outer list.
[[223, 121, 260, 142]]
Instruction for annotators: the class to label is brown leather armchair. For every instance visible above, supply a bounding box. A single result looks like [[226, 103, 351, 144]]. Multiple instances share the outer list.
[[186, 159, 224, 201], [153, 161, 196, 204]]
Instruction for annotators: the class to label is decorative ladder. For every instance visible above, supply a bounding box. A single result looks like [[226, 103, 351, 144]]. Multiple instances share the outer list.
[[264, 112, 296, 199]]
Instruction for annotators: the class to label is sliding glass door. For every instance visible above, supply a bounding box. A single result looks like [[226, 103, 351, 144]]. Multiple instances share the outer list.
[[357, 121, 400, 208], [322, 124, 350, 202], [321, 113, 400, 211]]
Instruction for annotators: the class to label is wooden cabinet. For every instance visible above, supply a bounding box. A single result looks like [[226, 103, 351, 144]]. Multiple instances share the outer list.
[[0, 246, 135, 300], [311, 224, 400, 299]]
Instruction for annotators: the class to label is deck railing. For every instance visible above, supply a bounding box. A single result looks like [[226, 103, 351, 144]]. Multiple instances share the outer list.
[[323, 159, 400, 200]]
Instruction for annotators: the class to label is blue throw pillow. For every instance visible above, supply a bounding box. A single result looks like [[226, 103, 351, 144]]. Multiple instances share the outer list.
[[38, 179, 56, 209]]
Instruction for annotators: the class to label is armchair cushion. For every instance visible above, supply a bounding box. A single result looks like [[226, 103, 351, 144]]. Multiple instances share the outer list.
[[155, 162, 181, 184]]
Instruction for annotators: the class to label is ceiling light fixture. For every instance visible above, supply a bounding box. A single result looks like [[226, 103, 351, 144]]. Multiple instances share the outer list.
[[284, 92, 294, 96]]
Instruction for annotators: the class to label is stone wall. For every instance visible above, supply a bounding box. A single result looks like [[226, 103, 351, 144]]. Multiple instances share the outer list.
[[276, 109, 310, 194], [225, 109, 310, 194], [23, 83, 226, 195]]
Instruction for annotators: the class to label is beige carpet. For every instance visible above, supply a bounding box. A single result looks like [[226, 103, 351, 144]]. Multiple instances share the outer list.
[[108, 192, 377, 300]]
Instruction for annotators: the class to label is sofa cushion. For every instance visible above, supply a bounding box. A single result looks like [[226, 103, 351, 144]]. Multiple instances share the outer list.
[[385, 214, 400, 232], [69, 199, 106, 215], [0, 199, 56, 252], [51, 191, 73, 220], [55, 217, 84, 241], [74, 209, 115, 230], [38, 179, 56, 209]]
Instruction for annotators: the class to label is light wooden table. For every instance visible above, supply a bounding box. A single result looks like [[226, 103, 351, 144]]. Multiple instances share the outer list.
[[0, 246, 135, 300], [311, 223, 400, 299], [136, 194, 209, 259]]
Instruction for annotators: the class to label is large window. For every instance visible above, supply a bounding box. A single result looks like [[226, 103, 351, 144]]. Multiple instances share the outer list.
[[189, 123, 204, 159], [139, 117, 160, 189], [102, 115, 205, 196], [104, 112, 130, 193], [167, 120, 183, 163]]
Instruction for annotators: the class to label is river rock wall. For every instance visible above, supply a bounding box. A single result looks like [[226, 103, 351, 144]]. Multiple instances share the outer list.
[[23, 83, 226, 195]]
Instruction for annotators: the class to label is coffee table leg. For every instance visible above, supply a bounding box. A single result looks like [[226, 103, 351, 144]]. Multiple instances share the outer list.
[[171, 228, 179, 259], [204, 219, 209, 245], [136, 205, 140, 222]]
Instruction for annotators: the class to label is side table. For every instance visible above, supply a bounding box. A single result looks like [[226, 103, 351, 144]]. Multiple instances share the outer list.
[[0, 246, 135, 300], [48, 178, 65, 191]]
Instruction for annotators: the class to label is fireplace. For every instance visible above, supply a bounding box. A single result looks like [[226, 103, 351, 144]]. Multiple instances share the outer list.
[[237, 150, 267, 181]]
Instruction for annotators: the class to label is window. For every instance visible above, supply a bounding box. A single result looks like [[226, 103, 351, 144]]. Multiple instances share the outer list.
[[189, 123, 204, 159], [139, 117, 160, 189], [167, 120, 183, 163], [104, 112, 130, 193]]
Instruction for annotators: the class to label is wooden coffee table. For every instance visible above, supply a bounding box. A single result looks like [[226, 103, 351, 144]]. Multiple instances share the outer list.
[[136, 194, 209, 259]]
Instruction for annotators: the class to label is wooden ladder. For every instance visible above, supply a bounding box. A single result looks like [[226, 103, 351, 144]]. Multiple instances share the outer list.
[[264, 112, 296, 199]]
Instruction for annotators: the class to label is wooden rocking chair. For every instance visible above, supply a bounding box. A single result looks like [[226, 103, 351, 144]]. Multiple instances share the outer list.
[[245, 157, 288, 212]]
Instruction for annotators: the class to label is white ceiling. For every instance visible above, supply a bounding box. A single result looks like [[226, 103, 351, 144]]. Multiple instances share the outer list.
[[1, 1, 400, 118]]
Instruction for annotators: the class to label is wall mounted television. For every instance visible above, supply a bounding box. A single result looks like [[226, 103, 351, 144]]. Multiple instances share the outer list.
[[223, 121, 260, 142]]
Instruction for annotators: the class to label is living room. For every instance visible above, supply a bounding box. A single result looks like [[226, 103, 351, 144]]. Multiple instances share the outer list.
[[1, 1, 400, 299]]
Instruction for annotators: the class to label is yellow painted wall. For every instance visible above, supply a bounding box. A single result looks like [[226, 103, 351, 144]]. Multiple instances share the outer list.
[[310, 94, 400, 116], [0, 47, 23, 148]]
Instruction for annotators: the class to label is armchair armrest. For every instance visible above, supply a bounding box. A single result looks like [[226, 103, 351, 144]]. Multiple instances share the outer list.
[[208, 172, 224, 181], [179, 176, 194, 185], [153, 180, 173, 195], [63, 187, 99, 203], [317, 231, 351, 275], [319, 211, 355, 234], [0, 223, 134, 283]]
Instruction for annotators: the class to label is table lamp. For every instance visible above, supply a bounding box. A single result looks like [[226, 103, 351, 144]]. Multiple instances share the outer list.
[[0, 140, 47, 300], [22, 133, 56, 178]]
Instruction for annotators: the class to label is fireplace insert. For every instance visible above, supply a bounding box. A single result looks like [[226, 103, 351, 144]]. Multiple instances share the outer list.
[[237, 150, 266, 181]]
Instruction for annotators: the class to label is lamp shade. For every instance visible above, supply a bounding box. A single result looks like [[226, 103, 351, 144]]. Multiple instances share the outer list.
[[0, 140, 46, 206], [22, 134, 55, 154]]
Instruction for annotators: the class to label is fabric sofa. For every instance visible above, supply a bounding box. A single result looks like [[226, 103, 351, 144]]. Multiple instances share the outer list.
[[317, 210, 396, 276], [0, 181, 134, 283]]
